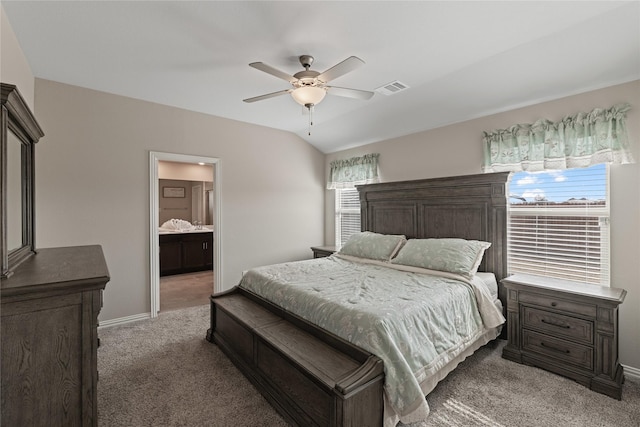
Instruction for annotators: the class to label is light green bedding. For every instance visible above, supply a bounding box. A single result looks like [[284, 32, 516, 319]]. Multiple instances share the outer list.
[[238, 255, 504, 426]]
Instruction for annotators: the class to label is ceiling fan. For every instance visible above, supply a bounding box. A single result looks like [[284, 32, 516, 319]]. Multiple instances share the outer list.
[[243, 55, 374, 133]]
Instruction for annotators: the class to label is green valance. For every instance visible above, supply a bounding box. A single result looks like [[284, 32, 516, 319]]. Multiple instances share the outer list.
[[482, 103, 634, 172], [327, 153, 380, 189]]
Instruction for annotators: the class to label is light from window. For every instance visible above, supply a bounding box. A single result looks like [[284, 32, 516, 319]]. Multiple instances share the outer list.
[[508, 164, 609, 286], [335, 188, 361, 248]]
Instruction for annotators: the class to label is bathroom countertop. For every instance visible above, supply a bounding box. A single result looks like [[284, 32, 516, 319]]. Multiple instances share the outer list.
[[158, 227, 214, 235]]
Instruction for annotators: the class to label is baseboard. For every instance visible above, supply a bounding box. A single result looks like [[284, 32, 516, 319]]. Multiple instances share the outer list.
[[99, 312, 151, 329], [623, 364, 640, 381]]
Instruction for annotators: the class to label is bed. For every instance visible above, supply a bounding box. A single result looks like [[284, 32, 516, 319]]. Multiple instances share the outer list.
[[207, 172, 510, 426]]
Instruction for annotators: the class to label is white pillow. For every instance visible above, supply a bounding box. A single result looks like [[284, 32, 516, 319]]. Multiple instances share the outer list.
[[391, 238, 491, 278], [338, 231, 406, 262]]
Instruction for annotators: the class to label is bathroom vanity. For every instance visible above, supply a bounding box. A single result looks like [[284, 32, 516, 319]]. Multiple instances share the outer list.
[[159, 230, 213, 276]]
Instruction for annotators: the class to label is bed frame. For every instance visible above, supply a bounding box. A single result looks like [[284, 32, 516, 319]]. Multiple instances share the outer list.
[[207, 172, 510, 426]]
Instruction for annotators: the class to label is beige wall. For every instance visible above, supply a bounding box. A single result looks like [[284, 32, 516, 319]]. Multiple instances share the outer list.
[[34, 79, 325, 322], [158, 160, 213, 182], [325, 80, 640, 371], [0, 5, 34, 108]]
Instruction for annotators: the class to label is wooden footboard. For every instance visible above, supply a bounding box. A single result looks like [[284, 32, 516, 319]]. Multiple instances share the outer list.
[[207, 288, 385, 427]]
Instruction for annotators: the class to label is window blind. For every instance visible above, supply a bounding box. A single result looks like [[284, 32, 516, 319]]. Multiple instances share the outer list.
[[335, 188, 361, 248], [508, 164, 609, 286]]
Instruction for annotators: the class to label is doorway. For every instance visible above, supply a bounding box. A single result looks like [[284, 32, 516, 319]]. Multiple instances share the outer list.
[[149, 151, 221, 318]]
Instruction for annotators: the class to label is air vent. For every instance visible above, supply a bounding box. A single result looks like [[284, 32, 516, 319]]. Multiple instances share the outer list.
[[375, 80, 409, 96]]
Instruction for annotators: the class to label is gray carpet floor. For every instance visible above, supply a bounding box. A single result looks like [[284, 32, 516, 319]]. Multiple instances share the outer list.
[[98, 304, 640, 426]]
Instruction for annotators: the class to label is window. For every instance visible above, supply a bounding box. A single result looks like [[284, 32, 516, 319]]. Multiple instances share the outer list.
[[508, 164, 609, 286], [328, 153, 379, 248], [335, 188, 361, 248]]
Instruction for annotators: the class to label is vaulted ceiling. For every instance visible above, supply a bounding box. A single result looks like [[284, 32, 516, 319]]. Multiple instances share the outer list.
[[3, 1, 639, 153]]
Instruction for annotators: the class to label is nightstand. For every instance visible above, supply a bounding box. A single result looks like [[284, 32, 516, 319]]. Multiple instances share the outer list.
[[502, 273, 626, 399], [310, 245, 337, 258]]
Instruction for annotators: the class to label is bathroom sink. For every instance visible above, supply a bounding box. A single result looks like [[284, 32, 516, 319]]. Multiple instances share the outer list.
[[158, 226, 213, 233]]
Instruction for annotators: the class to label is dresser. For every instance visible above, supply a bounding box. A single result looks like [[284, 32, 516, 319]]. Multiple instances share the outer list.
[[502, 273, 626, 399], [1, 245, 110, 426]]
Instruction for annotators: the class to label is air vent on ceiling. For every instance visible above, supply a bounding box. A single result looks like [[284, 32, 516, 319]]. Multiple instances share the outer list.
[[375, 80, 409, 96]]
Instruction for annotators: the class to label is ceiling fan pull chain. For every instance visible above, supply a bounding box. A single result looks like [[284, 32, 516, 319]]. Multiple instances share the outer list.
[[307, 104, 313, 135]]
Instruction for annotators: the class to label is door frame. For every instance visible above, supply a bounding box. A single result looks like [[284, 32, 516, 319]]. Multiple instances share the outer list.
[[149, 151, 221, 317]]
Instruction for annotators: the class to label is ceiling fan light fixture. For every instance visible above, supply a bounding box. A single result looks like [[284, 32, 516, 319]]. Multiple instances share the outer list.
[[291, 86, 326, 106]]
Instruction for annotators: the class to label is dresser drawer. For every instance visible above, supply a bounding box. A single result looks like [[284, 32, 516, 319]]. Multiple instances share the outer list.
[[519, 292, 596, 317], [522, 306, 593, 345], [523, 330, 593, 370]]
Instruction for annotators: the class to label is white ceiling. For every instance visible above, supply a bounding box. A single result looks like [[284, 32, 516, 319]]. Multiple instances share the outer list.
[[3, 1, 639, 153]]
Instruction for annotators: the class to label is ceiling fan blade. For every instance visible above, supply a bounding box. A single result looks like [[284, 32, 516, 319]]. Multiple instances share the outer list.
[[317, 56, 365, 83], [326, 86, 374, 100], [243, 89, 292, 103], [249, 62, 298, 84]]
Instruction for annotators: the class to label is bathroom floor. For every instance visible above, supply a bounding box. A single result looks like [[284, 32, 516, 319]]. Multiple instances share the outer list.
[[160, 271, 213, 312]]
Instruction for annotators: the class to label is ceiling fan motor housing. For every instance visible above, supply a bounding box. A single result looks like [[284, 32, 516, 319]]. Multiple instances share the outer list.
[[299, 55, 314, 69], [293, 70, 321, 86]]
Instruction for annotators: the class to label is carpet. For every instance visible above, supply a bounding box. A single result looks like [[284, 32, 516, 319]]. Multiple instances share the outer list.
[[98, 304, 640, 426]]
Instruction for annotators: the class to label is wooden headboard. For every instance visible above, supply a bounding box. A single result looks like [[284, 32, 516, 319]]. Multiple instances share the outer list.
[[357, 172, 510, 307]]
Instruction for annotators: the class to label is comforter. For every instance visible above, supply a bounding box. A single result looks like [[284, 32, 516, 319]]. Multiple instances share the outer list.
[[238, 255, 504, 426]]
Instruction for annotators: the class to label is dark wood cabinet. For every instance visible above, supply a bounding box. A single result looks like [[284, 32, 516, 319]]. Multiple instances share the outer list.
[[502, 273, 626, 399], [1, 245, 110, 426], [159, 234, 182, 275], [182, 233, 213, 269], [160, 232, 213, 276]]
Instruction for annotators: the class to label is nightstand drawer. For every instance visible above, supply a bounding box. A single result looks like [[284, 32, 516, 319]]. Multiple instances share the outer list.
[[519, 292, 596, 317], [523, 330, 593, 370], [522, 307, 593, 345]]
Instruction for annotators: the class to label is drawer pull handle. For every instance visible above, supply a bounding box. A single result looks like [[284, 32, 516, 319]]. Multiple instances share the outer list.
[[541, 319, 570, 329], [540, 342, 570, 354]]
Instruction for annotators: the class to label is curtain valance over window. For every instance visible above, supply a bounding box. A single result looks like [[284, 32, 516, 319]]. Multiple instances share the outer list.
[[482, 103, 634, 172], [327, 153, 380, 189]]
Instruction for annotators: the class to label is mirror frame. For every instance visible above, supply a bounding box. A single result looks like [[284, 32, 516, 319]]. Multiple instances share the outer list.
[[1, 83, 44, 278]]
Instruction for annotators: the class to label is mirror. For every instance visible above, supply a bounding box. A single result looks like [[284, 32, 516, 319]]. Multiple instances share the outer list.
[[1, 83, 44, 278], [7, 130, 23, 252]]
